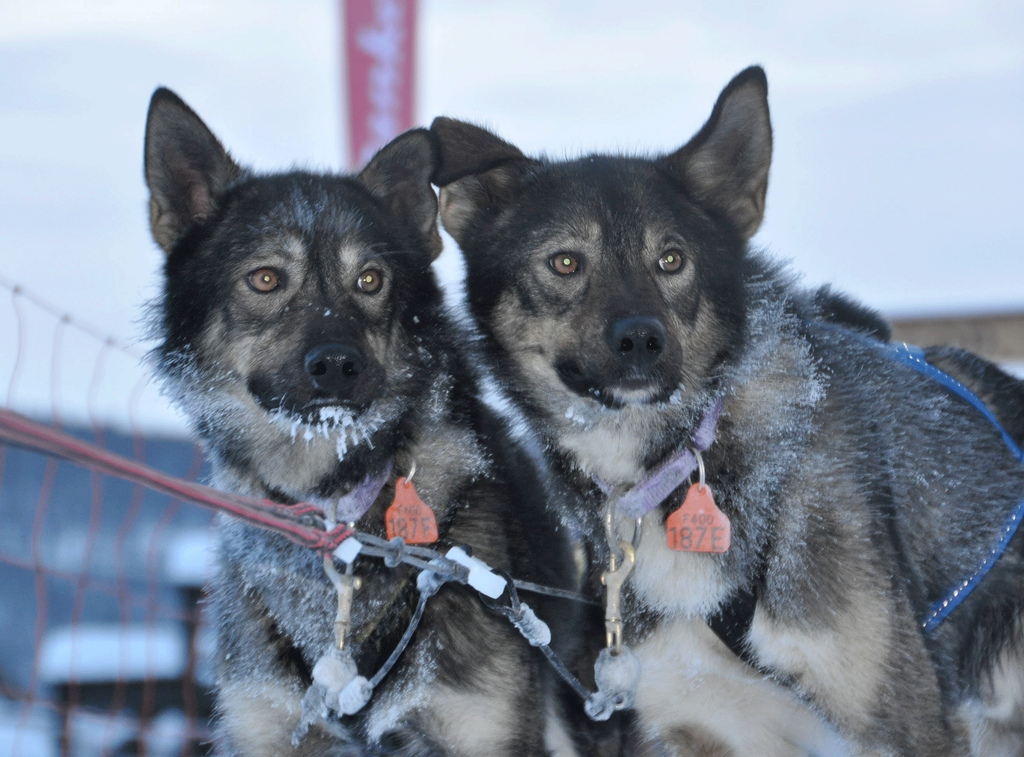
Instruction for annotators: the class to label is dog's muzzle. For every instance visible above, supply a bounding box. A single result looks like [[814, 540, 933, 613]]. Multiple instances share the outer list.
[[304, 342, 366, 397], [606, 316, 666, 370]]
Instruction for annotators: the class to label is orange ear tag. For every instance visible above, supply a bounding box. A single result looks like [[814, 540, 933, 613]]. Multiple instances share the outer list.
[[666, 483, 730, 553], [385, 477, 439, 544]]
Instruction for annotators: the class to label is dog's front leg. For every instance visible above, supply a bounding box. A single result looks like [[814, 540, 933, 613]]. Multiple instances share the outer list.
[[359, 595, 553, 757], [212, 563, 366, 756], [363, 680, 545, 757], [958, 623, 1024, 757], [631, 618, 851, 757]]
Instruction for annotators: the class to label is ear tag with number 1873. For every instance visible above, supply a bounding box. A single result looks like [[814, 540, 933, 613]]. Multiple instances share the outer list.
[[385, 477, 438, 544]]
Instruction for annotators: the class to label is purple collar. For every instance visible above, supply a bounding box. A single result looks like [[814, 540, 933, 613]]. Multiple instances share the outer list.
[[593, 399, 723, 518], [333, 460, 394, 523]]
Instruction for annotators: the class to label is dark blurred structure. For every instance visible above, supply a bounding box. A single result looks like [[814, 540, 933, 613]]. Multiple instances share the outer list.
[[891, 311, 1024, 366], [0, 425, 215, 757]]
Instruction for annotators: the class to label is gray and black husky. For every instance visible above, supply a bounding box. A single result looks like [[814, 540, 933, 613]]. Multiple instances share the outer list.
[[143, 89, 578, 756], [430, 67, 1024, 756]]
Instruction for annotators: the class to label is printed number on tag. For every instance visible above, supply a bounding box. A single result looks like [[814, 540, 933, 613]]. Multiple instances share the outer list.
[[666, 483, 730, 553], [385, 477, 438, 544]]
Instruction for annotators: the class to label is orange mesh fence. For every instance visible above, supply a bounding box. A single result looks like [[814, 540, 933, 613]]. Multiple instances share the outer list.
[[0, 278, 216, 757]]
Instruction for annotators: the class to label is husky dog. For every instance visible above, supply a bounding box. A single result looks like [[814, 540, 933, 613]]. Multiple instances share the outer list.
[[430, 67, 1024, 756], [143, 89, 578, 756]]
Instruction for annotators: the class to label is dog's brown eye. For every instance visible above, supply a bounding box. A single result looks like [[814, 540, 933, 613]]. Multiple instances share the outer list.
[[248, 268, 280, 292], [658, 250, 685, 274], [357, 269, 382, 293], [549, 253, 580, 275]]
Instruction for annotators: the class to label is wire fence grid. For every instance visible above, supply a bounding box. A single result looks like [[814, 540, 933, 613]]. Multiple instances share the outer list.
[[1, 276, 217, 757]]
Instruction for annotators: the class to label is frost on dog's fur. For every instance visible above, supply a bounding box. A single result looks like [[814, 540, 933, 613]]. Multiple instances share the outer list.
[[433, 65, 1024, 756], [143, 88, 577, 756]]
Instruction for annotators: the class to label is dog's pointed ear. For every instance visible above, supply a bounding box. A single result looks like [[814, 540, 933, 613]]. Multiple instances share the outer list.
[[429, 117, 535, 245], [144, 88, 243, 253], [357, 128, 443, 260], [663, 66, 772, 240]]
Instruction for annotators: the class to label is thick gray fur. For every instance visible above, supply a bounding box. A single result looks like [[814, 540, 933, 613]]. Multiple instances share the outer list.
[[143, 87, 580, 756], [431, 67, 1024, 756]]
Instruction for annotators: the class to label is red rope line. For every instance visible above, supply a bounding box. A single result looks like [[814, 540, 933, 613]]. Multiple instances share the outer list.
[[0, 407, 354, 554]]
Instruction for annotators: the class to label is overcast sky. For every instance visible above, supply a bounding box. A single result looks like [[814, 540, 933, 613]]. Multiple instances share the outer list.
[[1, 0, 1022, 433]]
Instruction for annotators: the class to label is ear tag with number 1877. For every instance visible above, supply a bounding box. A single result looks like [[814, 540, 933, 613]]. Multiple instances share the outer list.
[[385, 477, 438, 544]]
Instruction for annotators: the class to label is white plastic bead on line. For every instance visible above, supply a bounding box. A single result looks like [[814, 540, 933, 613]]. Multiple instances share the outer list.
[[333, 538, 505, 599], [309, 535, 512, 722], [333, 534, 363, 564], [445, 545, 507, 598], [322, 530, 634, 724], [509, 602, 552, 647]]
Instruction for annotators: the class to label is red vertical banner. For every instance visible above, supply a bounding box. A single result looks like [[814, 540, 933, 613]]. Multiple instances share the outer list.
[[343, 0, 418, 170]]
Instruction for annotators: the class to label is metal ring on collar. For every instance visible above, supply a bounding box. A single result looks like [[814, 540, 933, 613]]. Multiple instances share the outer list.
[[605, 499, 643, 560], [692, 447, 706, 491]]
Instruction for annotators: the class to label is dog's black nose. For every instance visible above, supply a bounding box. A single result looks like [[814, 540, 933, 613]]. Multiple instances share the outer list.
[[304, 343, 365, 394], [606, 316, 667, 369]]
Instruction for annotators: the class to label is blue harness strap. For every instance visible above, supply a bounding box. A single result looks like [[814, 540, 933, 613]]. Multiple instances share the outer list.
[[886, 343, 1023, 462], [875, 341, 1024, 633]]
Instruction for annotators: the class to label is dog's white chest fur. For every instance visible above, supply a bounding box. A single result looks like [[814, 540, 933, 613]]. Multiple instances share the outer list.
[[561, 423, 647, 483], [624, 510, 731, 618], [559, 411, 731, 617], [558, 402, 689, 484]]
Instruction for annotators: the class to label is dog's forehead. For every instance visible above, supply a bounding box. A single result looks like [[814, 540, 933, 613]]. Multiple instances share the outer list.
[[511, 157, 691, 254], [265, 198, 379, 252], [227, 173, 378, 234], [547, 156, 663, 205], [226, 180, 402, 266], [252, 229, 379, 271]]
